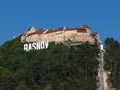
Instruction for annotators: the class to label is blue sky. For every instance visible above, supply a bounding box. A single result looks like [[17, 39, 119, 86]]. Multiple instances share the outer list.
[[0, 0, 120, 45]]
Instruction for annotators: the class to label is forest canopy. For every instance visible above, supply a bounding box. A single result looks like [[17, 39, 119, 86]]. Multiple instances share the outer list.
[[0, 37, 99, 90], [104, 38, 120, 88]]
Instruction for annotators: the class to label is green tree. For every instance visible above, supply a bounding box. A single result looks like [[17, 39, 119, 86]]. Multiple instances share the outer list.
[[104, 37, 120, 88], [0, 37, 99, 90]]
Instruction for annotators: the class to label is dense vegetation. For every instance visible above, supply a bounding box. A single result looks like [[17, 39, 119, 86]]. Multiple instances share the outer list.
[[0, 37, 99, 90], [104, 38, 120, 88]]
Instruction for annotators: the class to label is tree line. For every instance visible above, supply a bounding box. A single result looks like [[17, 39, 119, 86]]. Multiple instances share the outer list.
[[104, 38, 120, 88]]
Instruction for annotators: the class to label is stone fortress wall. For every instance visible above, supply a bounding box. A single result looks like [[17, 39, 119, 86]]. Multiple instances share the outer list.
[[21, 25, 100, 43]]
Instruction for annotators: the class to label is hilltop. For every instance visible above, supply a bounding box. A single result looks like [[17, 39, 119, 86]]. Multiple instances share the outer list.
[[0, 36, 99, 90]]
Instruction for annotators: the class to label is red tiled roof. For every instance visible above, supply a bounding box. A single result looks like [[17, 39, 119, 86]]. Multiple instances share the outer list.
[[46, 27, 64, 33], [26, 25, 91, 36], [46, 27, 87, 33], [38, 29, 46, 34], [77, 28, 86, 33], [75, 24, 91, 30], [91, 32, 98, 36], [27, 29, 46, 36], [83, 24, 91, 29], [64, 28, 76, 31]]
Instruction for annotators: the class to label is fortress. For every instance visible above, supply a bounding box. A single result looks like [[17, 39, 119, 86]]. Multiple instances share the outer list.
[[21, 25, 100, 43]]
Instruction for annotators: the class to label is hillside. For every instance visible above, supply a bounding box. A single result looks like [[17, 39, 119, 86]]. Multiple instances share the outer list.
[[0, 37, 99, 90], [104, 38, 120, 89]]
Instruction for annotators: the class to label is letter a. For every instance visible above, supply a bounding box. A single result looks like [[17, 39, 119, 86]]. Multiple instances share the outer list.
[[24, 44, 28, 51]]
